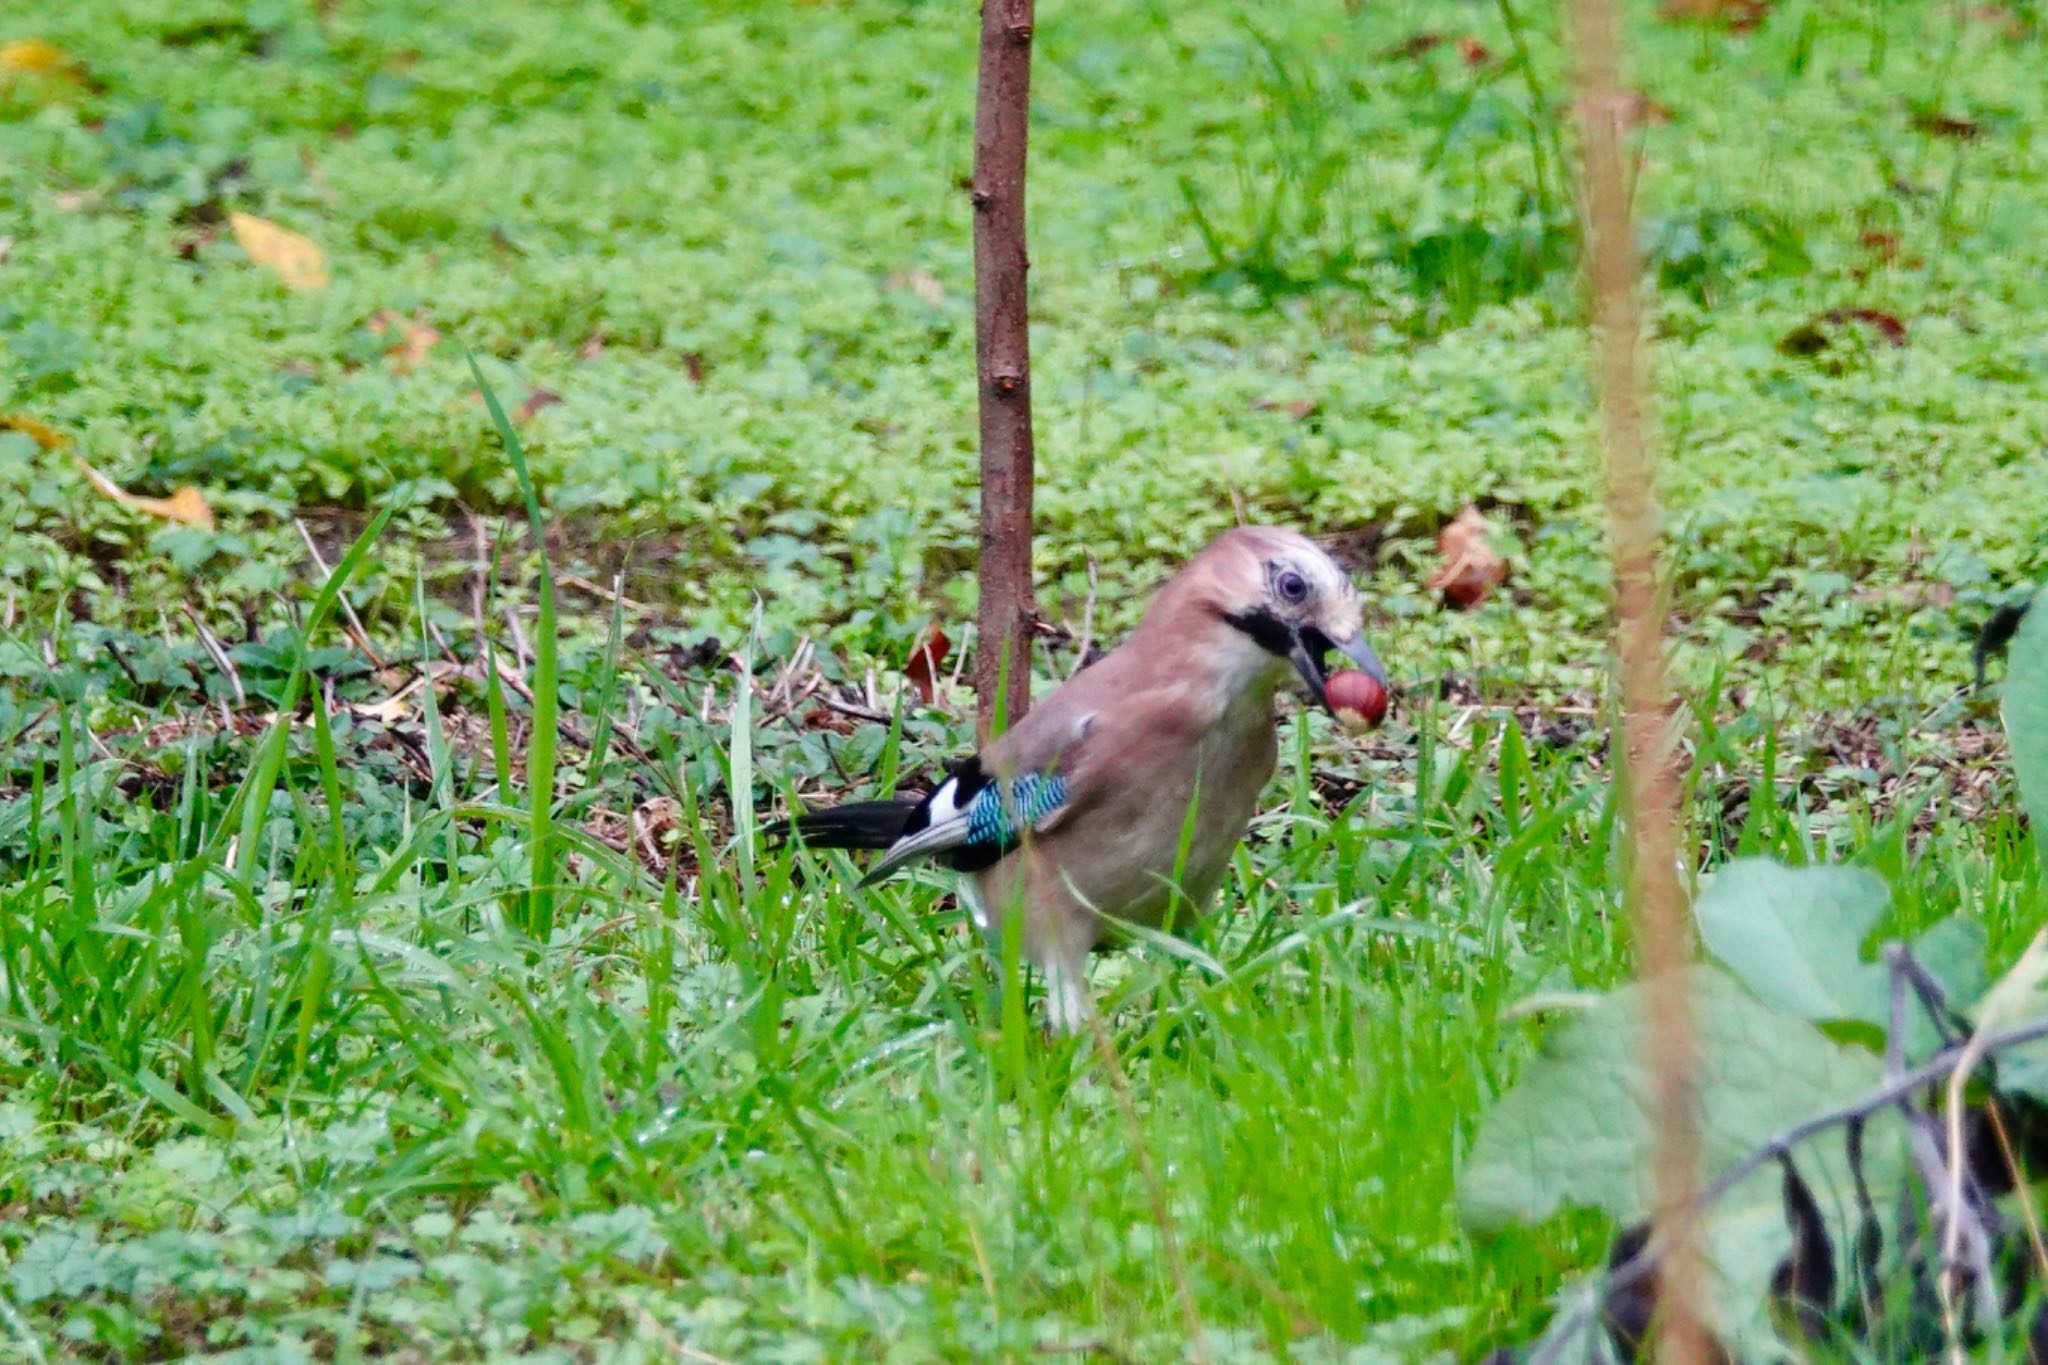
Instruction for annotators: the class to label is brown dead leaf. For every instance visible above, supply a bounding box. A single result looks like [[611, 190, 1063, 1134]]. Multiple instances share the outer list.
[[578, 333, 607, 362], [904, 626, 951, 706], [1779, 307, 1908, 356], [1381, 31, 1446, 59], [1826, 307, 1907, 345], [630, 797, 685, 872], [0, 414, 70, 450], [1658, 0, 1771, 29], [1912, 110, 1982, 141], [1426, 504, 1509, 610], [74, 458, 216, 529], [365, 310, 442, 373], [515, 388, 563, 422], [174, 225, 223, 261], [682, 352, 706, 385], [229, 211, 329, 290], [1456, 36, 1493, 66], [1252, 397, 1320, 420]]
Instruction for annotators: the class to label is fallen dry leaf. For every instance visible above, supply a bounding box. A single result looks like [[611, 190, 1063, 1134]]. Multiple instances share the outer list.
[[1779, 307, 1908, 357], [1426, 504, 1509, 610], [1658, 0, 1771, 29], [904, 626, 951, 706], [74, 457, 216, 530], [682, 351, 706, 384], [515, 388, 563, 422], [1381, 31, 1446, 59], [1456, 36, 1492, 66], [348, 694, 413, 724], [1252, 397, 1320, 420], [1912, 110, 1982, 141], [1826, 307, 1907, 345], [0, 38, 82, 83], [229, 211, 330, 291], [0, 414, 70, 450], [365, 310, 442, 373]]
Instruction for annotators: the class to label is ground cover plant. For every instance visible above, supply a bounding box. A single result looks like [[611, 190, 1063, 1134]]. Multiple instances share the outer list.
[[2, 0, 2047, 1358]]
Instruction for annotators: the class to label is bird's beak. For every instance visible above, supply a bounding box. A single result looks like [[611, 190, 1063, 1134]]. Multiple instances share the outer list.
[[1289, 628, 1389, 713]]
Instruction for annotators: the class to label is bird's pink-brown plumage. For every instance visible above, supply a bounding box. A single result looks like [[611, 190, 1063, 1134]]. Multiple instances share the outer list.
[[785, 525, 1385, 1031]]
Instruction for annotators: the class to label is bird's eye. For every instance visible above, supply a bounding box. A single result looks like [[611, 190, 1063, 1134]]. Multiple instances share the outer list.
[[1276, 570, 1309, 604]]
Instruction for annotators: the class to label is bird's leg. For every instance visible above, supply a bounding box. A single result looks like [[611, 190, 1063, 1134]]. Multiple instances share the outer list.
[[957, 878, 993, 936], [1043, 946, 1094, 1036]]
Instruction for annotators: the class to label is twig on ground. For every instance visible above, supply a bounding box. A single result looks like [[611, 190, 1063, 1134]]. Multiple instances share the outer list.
[[504, 603, 532, 674], [814, 693, 891, 725], [295, 516, 385, 667], [560, 572, 649, 612], [181, 604, 246, 706], [1072, 555, 1099, 678]]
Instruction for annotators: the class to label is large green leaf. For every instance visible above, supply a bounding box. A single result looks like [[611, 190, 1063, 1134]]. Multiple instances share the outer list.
[[1462, 967, 1880, 1227], [1694, 859, 1890, 1022], [2005, 587, 2048, 864], [1694, 858, 1987, 1054], [1461, 967, 1892, 1356]]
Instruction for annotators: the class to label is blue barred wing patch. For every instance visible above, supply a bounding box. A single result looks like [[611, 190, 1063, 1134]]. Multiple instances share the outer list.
[[964, 772, 1069, 847]]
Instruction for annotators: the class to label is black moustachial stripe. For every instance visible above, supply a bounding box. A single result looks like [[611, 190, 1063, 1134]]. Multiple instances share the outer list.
[[1221, 607, 1294, 658]]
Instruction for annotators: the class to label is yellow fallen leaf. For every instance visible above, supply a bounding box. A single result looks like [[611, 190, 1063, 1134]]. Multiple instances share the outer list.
[[349, 694, 412, 724], [0, 38, 79, 80], [74, 457, 217, 530], [229, 211, 329, 291], [365, 310, 441, 373], [0, 414, 70, 450]]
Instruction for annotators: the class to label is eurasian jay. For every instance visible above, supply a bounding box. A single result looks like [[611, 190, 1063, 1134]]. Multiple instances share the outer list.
[[778, 526, 1389, 1032]]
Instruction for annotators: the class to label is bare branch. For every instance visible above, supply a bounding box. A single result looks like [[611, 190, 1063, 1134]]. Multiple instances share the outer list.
[[971, 0, 1036, 739]]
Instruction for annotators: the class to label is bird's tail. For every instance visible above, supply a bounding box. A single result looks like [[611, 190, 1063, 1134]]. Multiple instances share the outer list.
[[767, 800, 921, 852]]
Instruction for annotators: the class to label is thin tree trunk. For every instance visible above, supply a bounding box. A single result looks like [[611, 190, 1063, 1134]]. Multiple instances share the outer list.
[[1566, 0, 1705, 1359], [971, 0, 1036, 740]]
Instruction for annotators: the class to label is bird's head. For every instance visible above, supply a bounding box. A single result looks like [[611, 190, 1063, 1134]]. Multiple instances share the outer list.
[[1158, 526, 1390, 715]]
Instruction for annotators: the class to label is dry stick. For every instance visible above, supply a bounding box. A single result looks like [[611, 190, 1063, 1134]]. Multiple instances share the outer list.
[[1070, 556, 1099, 679], [560, 572, 648, 613], [181, 604, 247, 707], [970, 0, 1036, 741], [1564, 0, 1705, 1357], [295, 517, 385, 668]]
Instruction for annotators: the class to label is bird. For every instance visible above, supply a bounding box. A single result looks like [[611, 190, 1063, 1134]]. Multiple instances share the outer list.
[[774, 526, 1390, 1032]]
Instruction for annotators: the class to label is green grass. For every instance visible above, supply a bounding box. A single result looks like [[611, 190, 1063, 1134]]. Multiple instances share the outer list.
[[2, 0, 2046, 1358]]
